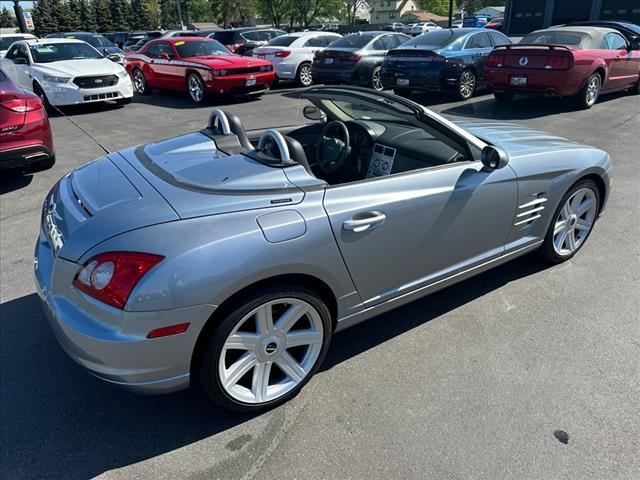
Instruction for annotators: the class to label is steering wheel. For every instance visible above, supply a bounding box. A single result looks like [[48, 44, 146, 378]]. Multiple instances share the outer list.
[[316, 121, 350, 174]]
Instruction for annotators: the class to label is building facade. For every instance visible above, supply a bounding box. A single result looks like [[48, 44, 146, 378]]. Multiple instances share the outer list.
[[505, 0, 640, 35], [371, 0, 420, 23]]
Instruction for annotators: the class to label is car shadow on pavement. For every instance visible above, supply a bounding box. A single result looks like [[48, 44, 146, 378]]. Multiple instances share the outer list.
[[0, 253, 547, 479], [131, 90, 268, 110], [441, 90, 630, 121], [0, 174, 33, 195]]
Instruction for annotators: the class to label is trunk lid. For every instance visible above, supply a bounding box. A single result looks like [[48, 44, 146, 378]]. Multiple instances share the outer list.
[[499, 45, 574, 70], [118, 131, 304, 219], [43, 155, 178, 262]]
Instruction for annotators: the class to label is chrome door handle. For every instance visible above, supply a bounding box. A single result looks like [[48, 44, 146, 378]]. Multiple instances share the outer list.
[[343, 212, 386, 232]]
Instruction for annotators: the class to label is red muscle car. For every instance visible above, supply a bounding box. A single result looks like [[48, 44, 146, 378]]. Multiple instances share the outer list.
[[124, 37, 275, 103], [484, 26, 640, 109], [1, 69, 55, 173]]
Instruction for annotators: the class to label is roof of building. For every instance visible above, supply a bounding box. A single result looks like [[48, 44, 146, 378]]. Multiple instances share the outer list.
[[401, 10, 450, 22]]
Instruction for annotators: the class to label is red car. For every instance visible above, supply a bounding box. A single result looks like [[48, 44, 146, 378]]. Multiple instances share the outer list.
[[484, 18, 504, 31], [485, 26, 640, 108], [0, 69, 55, 173], [124, 37, 276, 103]]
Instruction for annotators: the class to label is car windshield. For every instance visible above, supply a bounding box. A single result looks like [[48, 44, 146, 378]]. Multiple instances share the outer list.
[[30, 42, 103, 62], [0, 36, 35, 50], [267, 35, 297, 47], [403, 29, 468, 47], [174, 40, 230, 57], [79, 35, 114, 48], [323, 98, 415, 125], [211, 31, 236, 44], [328, 34, 373, 49], [521, 32, 584, 47]]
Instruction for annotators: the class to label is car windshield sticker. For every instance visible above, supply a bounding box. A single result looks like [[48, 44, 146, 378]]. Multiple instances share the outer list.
[[175, 41, 185, 46], [67, 35, 75, 39], [33, 46, 56, 53], [30, 43, 43, 49]]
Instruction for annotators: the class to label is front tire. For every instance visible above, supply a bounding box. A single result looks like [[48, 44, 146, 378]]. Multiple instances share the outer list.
[[296, 62, 313, 87], [187, 72, 206, 104], [538, 179, 600, 263], [132, 68, 150, 95], [457, 69, 476, 100], [199, 286, 332, 412], [32, 82, 54, 114], [574, 73, 601, 109]]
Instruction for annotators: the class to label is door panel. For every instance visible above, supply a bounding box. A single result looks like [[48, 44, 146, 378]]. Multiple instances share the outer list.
[[323, 162, 518, 307]]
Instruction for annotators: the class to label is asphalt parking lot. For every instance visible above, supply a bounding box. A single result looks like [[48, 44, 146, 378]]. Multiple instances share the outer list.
[[1, 85, 639, 480]]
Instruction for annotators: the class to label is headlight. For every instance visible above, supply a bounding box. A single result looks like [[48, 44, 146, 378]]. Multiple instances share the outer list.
[[259, 65, 273, 72], [42, 75, 70, 84], [211, 69, 228, 77], [117, 69, 129, 78]]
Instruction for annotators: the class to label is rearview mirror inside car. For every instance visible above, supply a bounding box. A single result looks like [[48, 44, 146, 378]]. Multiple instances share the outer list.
[[481, 145, 509, 170], [303, 105, 327, 123]]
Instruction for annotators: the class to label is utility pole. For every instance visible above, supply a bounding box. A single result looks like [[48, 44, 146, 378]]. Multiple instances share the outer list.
[[13, 0, 28, 33], [176, 0, 184, 30], [448, 0, 454, 28]]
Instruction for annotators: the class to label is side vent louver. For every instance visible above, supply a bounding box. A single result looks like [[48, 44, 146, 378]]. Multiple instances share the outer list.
[[514, 196, 547, 226]]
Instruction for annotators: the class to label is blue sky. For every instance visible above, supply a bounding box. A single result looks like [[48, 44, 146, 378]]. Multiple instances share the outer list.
[[1, 1, 34, 12]]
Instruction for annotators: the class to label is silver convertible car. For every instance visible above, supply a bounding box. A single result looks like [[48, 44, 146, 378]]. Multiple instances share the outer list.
[[35, 87, 612, 411]]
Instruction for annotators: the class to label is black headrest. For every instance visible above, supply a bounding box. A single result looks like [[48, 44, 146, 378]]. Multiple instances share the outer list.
[[284, 136, 313, 176]]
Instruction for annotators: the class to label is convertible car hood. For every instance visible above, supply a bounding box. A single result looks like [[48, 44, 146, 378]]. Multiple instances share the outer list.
[[118, 131, 304, 219], [453, 120, 590, 155]]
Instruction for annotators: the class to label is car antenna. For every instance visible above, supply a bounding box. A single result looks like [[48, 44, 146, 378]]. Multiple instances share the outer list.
[[49, 104, 111, 155]]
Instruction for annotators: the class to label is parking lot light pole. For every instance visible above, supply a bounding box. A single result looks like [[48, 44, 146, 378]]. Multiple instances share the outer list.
[[448, 0, 454, 28]]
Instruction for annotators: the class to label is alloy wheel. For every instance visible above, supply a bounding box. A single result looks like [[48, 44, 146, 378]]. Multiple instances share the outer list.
[[371, 67, 383, 91], [218, 298, 324, 404], [188, 75, 204, 103], [299, 64, 313, 87], [552, 187, 598, 256], [585, 75, 600, 106], [133, 70, 145, 94], [459, 70, 476, 99]]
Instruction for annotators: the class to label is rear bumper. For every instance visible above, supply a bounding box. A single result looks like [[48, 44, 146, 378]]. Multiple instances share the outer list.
[[206, 72, 275, 96], [311, 64, 361, 85], [484, 68, 581, 96], [34, 231, 216, 395], [381, 63, 453, 92], [0, 145, 54, 170]]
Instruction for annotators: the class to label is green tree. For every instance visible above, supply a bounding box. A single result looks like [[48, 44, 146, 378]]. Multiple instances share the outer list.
[[79, 0, 98, 31], [292, 0, 342, 28], [160, 0, 178, 27], [109, 0, 129, 30], [67, 0, 83, 30], [254, 0, 293, 28], [33, 0, 58, 36], [49, 0, 75, 31], [0, 7, 16, 28], [130, 0, 152, 29], [420, 0, 452, 16], [344, 0, 366, 24], [94, 0, 114, 31]]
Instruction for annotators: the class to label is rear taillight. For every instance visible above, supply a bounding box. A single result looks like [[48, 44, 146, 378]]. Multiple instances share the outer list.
[[275, 50, 291, 58], [1, 96, 43, 112], [346, 53, 361, 62], [544, 55, 571, 70], [73, 251, 164, 309], [487, 53, 505, 68]]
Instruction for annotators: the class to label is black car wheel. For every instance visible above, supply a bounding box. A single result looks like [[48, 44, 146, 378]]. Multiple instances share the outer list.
[[132, 68, 150, 95], [32, 82, 54, 114], [457, 69, 476, 100], [629, 76, 640, 95], [370, 66, 383, 91]]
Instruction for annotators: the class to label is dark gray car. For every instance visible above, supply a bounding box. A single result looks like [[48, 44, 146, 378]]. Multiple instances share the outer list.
[[311, 31, 410, 90]]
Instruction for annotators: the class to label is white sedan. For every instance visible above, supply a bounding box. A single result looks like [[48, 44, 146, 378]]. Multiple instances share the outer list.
[[0, 32, 38, 57], [0, 38, 133, 108], [408, 22, 442, 35], [252, 31, 341, 87]]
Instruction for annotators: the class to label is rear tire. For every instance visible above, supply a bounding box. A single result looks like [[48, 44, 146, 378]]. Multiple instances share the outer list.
[[574, 73, 600, 109], [370, 66, 383, 91], [494, 90, 514, 102], [132, 68, 150, 95], [456, 69, 476, 100], [538, 179, 600, 263], [296, 62, 313, 87], [629, 76, 640, 95], [199, 286, 332, 412]]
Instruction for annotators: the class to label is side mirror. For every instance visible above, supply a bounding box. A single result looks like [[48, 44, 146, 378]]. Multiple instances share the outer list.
[[14, 57, 28, 65], [158, 52, 171, 60], [481, 145, 509, 170], [628, 35, 639, 51], [303, 105, 327, 122]]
